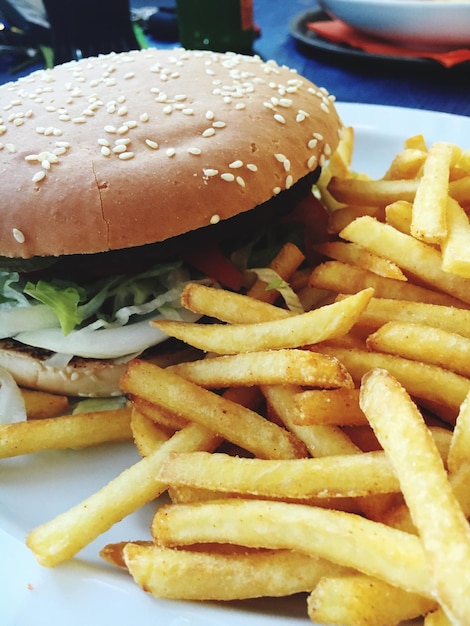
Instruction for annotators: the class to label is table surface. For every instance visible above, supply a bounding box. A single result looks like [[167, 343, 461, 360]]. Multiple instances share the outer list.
[[1, 0, 468, 118]]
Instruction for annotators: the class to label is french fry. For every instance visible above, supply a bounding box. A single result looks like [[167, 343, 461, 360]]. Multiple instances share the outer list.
[[314, 241, 407, 281], [261, 383, 361, 457], [123, 544, 347, 600], [385, 199, 413, 233], [246, 242, 305, 304], [293, 388, 367, 426], [360, 368, 470, 624], [26, 422, 220, 567], [327, 176, 419, 207], [0, 407, 133, 459], [351, 296, 470, 338], [151, 288, 374, 354], [309, 261, 464, 307], [158, 450, 401, 499], [340, 216, 470, 305], [151, 498, 432, 597], [21, 388, 69, 419], [410, 142, 454, 244], [441, 196, 470, 278], [168, 349, 353, 389], [327, 203, 384, 234], [424, 608, 453, 626], [447, 391, 470, 474], [382, 148, 427, 180], [120, 359, 307, 460], [180, 282, 292, 324], [316, 344, 470, 418], [404, 133, 428, 152], [130, 407, 172, 457], [367, 320, 470, 378], [307, 574, 436, 626]]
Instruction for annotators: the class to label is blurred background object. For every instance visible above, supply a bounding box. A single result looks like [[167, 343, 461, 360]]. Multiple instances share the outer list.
[[175, 0, 258, 54], [41, 0, 140, 64]]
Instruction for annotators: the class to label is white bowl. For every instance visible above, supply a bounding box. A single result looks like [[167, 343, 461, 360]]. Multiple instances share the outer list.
[[318, 0, 470, 49]]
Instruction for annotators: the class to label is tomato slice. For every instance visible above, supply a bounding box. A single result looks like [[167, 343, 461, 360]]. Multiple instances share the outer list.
[[184, 245, 244, 291]]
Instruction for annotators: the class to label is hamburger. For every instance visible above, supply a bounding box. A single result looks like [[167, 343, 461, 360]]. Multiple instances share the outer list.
[[0, 48, 342, 399]]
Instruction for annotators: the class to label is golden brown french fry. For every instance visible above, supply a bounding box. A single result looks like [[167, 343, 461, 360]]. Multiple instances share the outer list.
[[293, 388, 367, 426], [316, 344, 470, 418], [307, 574, 436, 626], [441, 196, 470, 278], [123, 544, 347, 600], [0, 407, 133, 459], [246, 242, 305, 304], [351, 296, 470, 337], [327, 176, 419, 207], [168, 349, 353, 389], [100, 540, 153, 569], [158, 450, 401, 499], [180, 282, 291, 324], [448, 391, 470, 474], [26, 422, 220, 567], [262, 383, 361, 457], [314, 241, 407, 281], [360, 368, 470, 624], [152, 288, 374, 354], [411, 142, 454, 244], [327, 204, 384, 235], [367, 321, 470, 378], [385, 199, 413, 233], [130, 407, 172, 457], [404, 133, 428, 152], [310, 261, 464, 307], [120, 360, 307, 460], [340, 216, 470, 305], [382, 148, 427, 180], [151, 499, 432, 597], [424, 608, 453, 626], [21, 388, 69, 419]]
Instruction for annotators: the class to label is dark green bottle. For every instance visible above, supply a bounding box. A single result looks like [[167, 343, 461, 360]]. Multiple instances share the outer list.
[[176, 0, 257, 54]]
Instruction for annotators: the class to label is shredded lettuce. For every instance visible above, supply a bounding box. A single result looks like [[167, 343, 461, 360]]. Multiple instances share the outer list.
[[0, 261, 189, 338], [250, 268, 304, 314]]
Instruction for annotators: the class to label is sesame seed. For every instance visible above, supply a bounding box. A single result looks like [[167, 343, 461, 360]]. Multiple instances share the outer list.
[[203, 168, 218, 177], [140, 112, 149, 122], [118, 151, 134, 160], [32, 170, 46, 183], [285, 175, 293, 189], [229, 160, 243, 169], [210, 214, 220, 224], [166, 148, 176, 157], [273, 186, 281, 195], [0, 125, 6, 135], [308, 139, 318, 150], [236, 176, 245, 187], [145, 139, 159, 150], [212, 121, 226, 128], [188, 147, 201, 155], [163, 105, 173, 115], [274, 114, 286, 124], [115, 137, 131, 145], [124, 72, 135, 80], [321, 102, 330, 113], [104, 125, 117, 133], [98, 138, 110, 146], [182, 108, 194, 115], [246, 163, 258, 172], [221, 173, 235, 182], [41, 159, 51, 169], [205, 110, 215, 120], [5, 143, 16, 153], [101, 146, 111, 156], [72, 117, 87, 124], [202, 128, 216, 138], [307, 155, 317, 169], [113, 144, 127, 153], [12, 228, 25, 243], [117, 106, 128, 116]]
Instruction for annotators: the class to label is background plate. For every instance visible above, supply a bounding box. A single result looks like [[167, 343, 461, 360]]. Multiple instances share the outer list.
[[3, 102, 470, 626]]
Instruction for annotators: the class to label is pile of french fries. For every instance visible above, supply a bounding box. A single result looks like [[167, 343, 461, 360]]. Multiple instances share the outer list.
[[4, 127, 470, 625]]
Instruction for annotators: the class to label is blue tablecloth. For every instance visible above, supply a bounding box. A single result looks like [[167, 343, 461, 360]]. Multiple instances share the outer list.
[[1, 0, 468, 118]]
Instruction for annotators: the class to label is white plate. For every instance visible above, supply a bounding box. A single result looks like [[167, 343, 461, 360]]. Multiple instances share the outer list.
[[318, 0, 470, 49], [2, 102, 470, 626]]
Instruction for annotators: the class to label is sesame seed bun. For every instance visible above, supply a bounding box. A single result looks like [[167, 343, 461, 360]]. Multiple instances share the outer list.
[[0, 48, 342, 259]]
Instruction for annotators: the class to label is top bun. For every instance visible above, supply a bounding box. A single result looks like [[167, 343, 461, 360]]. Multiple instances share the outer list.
[[0, 48, 342, 259]]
